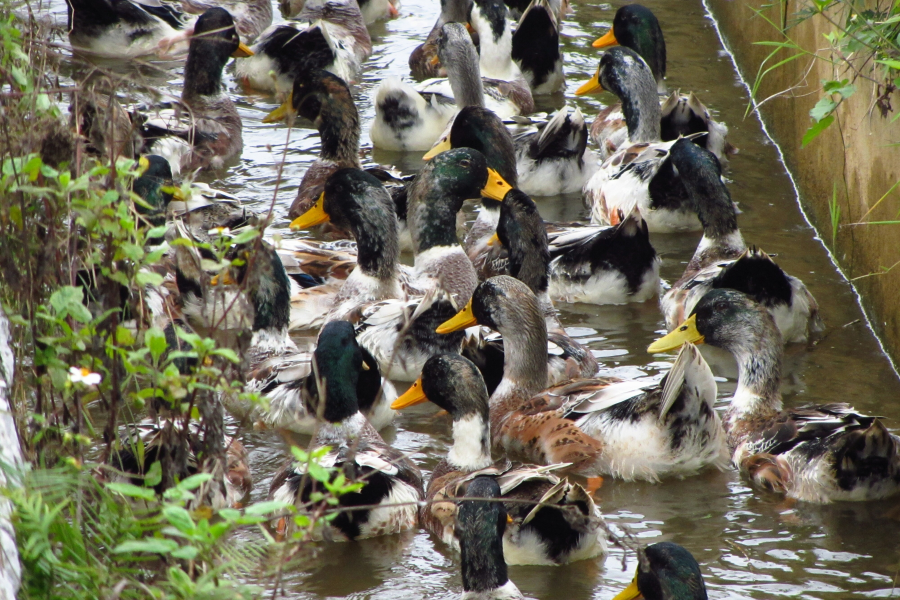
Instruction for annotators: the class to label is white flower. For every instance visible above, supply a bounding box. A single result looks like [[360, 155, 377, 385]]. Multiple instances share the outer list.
[[69, 366, 102, 386], [207, 226, 231, 238]]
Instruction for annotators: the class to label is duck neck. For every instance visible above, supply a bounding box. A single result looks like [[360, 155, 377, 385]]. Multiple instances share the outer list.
[[723, 322, 784, 431], [494, 299, 548, 403], [409, 182, 464, 253], [448, 413, 493, 471], [689, 185, 745, 267], [182, 44, 227, 101], [317, 100, 361, 167], [620, 77, 661, 143], [446, 52, 485, 108], [351, 210, 400, 284], [249, 249, 292, 337]]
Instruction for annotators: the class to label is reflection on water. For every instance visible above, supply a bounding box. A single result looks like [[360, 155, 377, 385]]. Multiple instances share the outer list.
[[45, 0, 900, 594]]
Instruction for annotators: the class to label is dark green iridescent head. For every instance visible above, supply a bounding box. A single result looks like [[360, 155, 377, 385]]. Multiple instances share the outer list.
[[612, 4, 666, 85], [449, 106, 518, 187], [497, 189, 549, 295], [457, 476, 510, 594], [133, 155, 175, 221], [310, 321, 365, 423], [633, 542, 707, 600], [668, 138, 735, 238]]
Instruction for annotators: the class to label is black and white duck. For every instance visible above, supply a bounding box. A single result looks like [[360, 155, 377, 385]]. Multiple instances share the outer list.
[[392, 353, 607, 565], [235, 0, 372, 95], [650, 289, 900, 503], [267, 321, 424, 540], [281, 0, 399, 24], [659, 138, 822, 343], [511, 0, 565, 94], [135, 8, 253, 176], [438, 276, 729, 481]]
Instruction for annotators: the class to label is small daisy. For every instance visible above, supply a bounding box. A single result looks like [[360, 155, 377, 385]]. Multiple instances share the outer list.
[[69, 366, 102, 386], [208, 226, 232, 238]]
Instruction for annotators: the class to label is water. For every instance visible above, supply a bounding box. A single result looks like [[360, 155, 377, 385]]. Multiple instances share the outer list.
[[42, 0, 900, 596]]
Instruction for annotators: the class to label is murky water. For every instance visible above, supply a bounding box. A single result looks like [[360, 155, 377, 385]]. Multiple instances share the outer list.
[[40, 0, 900, 596]]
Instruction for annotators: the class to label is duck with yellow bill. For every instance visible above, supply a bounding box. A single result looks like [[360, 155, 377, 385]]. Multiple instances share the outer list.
[[610, 542, 708, 600]]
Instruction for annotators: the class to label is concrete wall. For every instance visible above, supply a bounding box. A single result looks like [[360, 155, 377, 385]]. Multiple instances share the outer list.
[[705, 0, 900, 366]]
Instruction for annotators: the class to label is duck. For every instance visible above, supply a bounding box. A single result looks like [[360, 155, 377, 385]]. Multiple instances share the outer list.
[[438, 276, 729, 481], [64, 0, 195, 58], [456, 477, 525, 600], [588, 4, 734, 164], [371, 22, 531, 152], [492, 189, 660, 306], [468, 0, 535, 106], [503, 0, 567, 21], [179, 0, 273, 43], [267, 321, 424, 540], [235, 0, 372, 95], [286, 168, 404, 331], [105, 417, 252, 508], [660, 138, 822, 343], [649, 288, 900, 503], [409, 0, 472, 80], [281, 0, 399, 24], [350, 148, 513, 381], [511, 0, 565, 94], [173, 233, 397, 432], [612, 542, 709, 600], [263, 70, 363, 221], [135, 8, 253, 177], [391, 353, 608, 565], [425, 104, 597, 197]]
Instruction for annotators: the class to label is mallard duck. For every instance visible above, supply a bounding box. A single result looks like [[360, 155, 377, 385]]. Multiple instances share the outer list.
[[649, 289, 900, 503], [286, 168, 403, 331], [281, 0, 399, 24], [135, 8, 253, 177], [439, 276, 729, 481], [106, 417, 252, 508], [409, 0, 472, 80], [492, 189, 660, 305], [268, 321, 424, 540], [179, 0, 272, 42], [511, 0, 565, 94], [65, 0, 195, 58], [660, 139, 822, 343], [351, 148, 513, 380], [371, 23, 531, 152], [392, 353, 607, 565], [235, 0, 372, 94], [426, 104, 596, 197], [174, 234, 396, 431], [612, 542, 708, 600], [456, 477, 525, 600], [263, 71, 362, 221], [588, 5, 734, 164]]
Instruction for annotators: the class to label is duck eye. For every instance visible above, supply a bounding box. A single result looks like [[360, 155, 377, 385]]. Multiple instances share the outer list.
[[459, 159, 471, 168], [679, 324, 688, 331]]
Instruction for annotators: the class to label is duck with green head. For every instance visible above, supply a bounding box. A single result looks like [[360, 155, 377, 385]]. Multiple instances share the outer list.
[[268, 321, 424, 540], [587, 4, 734, 164], [137, 8, 254, 177], [660, 138, 822, 343], [650, 288, 900, 502], [438, 276, 729, 481], [612, 542, 708, 600], [391, 353, 608, 565]]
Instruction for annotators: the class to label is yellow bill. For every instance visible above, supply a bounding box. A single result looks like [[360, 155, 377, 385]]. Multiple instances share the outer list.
[[481, 168, 513, 201], [289, 192, 330, 230], [160, 185, 186, 201], [436, 298, 478, 334], [391, 377, 428, 410], [232, 42, 255, 58], [611, 575, 642, 600], [423, 137, 452, 160], [210, 271, 236, 286], [647, 314, 705, 353], [575, 67, 604, 96], [592, 29, 618, 48], [486, 232, 501, 247], [138, 155, 150, 175], [263, 91, 294, 124]]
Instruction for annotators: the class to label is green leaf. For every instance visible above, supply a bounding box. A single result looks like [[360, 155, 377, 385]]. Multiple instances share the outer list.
[[307, 460, 331, 483], [49, 286, 92, 323], [106, 482, 157, 501], [113, 538, 178, 554], [211, 347, 240, 363], [802, 115, 835, 148], [230, 229, 259, 245], [876, 59, 900, 70], [822, 79, 855, 98], [162, 505, 195, 534], [145, 327, 168, 362], [244, 501, 289, 515], [177, 472, 213, 491], [145, 461, 162, 488], [135, 270, 164, 287], [810, 96, 837, 122], [169, 545, 199, 560]]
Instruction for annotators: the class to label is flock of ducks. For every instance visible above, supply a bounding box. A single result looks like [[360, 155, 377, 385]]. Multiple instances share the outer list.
[[62, 0, 900, 596]]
